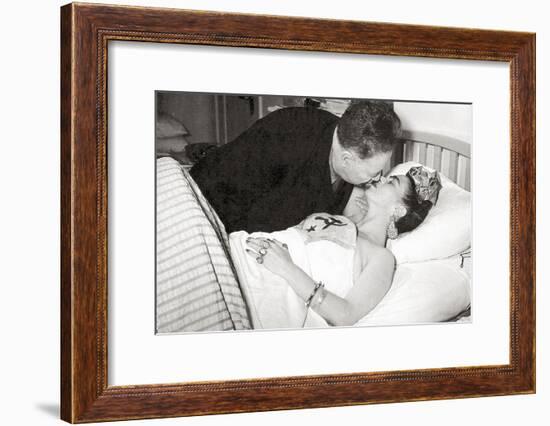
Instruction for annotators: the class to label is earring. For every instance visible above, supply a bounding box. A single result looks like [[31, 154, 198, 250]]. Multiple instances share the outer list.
[[387, 218, 399, 240]]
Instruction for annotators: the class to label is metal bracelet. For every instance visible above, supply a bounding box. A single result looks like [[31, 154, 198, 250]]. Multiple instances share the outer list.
[[305, 281, 324, 308], [311, 286, 327, 310]]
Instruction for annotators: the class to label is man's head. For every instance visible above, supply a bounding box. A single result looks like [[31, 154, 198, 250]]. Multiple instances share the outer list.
[[331, 101, 401, 186]]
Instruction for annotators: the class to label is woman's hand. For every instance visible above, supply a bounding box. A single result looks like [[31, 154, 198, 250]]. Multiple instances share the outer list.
[[245, 237, 296, 279]]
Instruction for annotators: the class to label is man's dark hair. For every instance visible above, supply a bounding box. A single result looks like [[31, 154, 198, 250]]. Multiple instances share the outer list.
[[395, 175, 433, 234], [337, 100, 402, 159]]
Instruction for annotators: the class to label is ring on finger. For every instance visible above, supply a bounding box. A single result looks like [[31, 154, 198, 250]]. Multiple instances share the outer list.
[[259, 248, 267, 256], [261, 241, 270, 249], [256, 256, 263, 264]]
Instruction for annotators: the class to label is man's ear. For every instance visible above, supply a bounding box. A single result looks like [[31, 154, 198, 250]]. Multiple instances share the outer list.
[[341, 150, 353, 165], [393, 204, 407, 219]]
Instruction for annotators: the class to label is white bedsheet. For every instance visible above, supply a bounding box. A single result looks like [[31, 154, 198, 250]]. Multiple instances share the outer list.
[[229, 228, 355, 330], [230, 227, 471, 329]]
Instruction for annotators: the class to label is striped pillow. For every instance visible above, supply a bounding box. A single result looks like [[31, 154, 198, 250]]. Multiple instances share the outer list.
[[156, 157, 251, 333]]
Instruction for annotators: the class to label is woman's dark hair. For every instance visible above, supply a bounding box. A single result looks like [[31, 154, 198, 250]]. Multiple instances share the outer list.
[[395, 175, 433, 234], [337, 100, 401, 159]]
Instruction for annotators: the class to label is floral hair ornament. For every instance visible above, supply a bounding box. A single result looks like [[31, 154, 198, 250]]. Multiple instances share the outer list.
[[406, 166, 442, 205]]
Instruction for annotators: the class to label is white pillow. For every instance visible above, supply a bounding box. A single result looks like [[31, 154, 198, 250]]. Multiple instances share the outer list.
[[156, 113, 189, 138], [386, 161, 471, 263], [357, 259, 471, 325]]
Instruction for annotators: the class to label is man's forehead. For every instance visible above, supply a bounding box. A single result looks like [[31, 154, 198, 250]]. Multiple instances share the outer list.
[[359, 152, 391, 173]]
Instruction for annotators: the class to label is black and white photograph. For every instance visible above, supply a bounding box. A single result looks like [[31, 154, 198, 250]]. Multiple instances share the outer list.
[[155, 92, 472, 333]]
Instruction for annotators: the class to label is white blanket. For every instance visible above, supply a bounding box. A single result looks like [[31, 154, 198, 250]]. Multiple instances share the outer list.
[[230, 228, 471, 329], [229, 228, 355, 329]]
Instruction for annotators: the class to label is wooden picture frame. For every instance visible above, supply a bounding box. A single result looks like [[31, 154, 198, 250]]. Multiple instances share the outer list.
[[60, 2, 536, 423]]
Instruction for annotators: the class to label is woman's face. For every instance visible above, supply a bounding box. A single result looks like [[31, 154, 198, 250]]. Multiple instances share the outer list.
[[364, 175, 410, 209], [344, 175, 410, 225]]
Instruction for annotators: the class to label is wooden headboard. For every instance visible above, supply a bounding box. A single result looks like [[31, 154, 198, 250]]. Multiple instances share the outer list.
[[388, 130, 471, 191]]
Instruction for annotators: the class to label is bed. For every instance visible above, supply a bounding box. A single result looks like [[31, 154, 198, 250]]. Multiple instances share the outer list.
[[155, 131, 472, 333]]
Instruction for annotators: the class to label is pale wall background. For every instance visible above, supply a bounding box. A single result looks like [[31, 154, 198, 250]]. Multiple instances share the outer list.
[[0, 0, 546, 425], [395, 102, 472, 144]]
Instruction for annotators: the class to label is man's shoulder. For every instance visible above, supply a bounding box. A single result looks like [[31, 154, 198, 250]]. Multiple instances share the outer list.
[[223, 106, 338, 159], [265, 106, 338, 125]]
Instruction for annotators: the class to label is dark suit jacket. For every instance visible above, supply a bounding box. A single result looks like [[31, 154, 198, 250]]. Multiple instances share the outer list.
[[190, 107, 353, 233]]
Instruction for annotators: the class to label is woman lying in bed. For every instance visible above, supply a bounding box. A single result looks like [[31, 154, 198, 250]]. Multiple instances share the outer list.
[[245, 165, 442, 326]]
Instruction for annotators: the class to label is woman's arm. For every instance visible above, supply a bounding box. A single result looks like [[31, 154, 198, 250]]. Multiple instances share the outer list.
[[329, 248, 395, 325], [246, 237, 395, 326]]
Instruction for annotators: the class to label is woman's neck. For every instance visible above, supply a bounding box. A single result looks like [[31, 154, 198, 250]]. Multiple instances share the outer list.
[[356, 209, 389, 247]]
